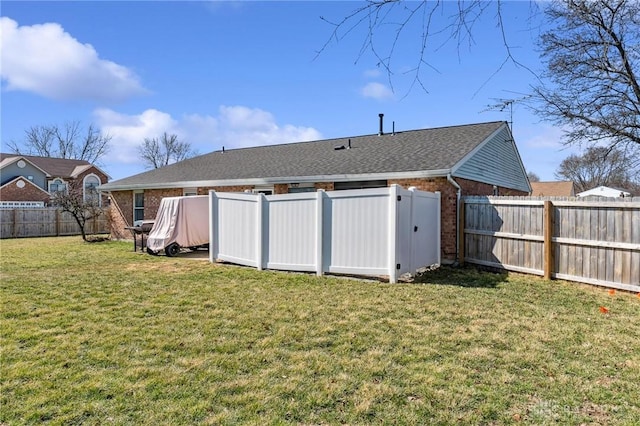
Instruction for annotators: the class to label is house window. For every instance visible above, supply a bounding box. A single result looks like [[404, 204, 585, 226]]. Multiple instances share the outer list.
[[288, 183, 316, 193], [252, 186, 274, 195], [48, 178, 67, 194], [134, 191, 144, 223], [83, 174, 101, 205], [334, 180, 388, 191]]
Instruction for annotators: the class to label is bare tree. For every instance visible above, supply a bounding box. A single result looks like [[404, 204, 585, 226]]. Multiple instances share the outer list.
[[534, 0, 640, 152], [7, 121, 111, 164], [318, 1, 537, 93], [527, 171, 540, 182], [138, 133, 197, 169], [50, 180, 105, 242], [555, 146, 637, 193], [323, 1, 639, 155]]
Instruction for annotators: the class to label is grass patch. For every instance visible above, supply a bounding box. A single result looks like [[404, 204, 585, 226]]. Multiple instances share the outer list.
[[1, 236, 639, 424]]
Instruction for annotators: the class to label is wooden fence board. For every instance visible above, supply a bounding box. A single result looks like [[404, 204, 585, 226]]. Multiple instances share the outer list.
[[0, 208, 108, 239], [463, 196, 639, 292]]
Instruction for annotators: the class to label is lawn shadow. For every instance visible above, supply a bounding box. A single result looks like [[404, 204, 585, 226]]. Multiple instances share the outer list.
[[412, 265, 508, 289]]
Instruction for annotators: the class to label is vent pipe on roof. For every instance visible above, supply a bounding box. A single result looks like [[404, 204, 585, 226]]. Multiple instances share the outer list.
[[378, 113, 384, 136], [392, 121, 395, 135], [348, 139, 351, 149], [222, 146, 225, 153]]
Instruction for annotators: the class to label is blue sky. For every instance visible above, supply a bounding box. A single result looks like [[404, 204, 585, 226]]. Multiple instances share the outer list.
[[1, 1, 576, 181]]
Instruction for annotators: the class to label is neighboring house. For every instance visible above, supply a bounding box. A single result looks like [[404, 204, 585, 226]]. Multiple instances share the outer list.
[[100, 120, 531, 262], [0, 153, 110, 208], [577, 185, 632, 198], [530, 181, 576, 197]]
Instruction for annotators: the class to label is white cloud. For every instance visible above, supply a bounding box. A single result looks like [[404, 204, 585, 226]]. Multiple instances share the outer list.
[[95, 105, 322, 165], [361, 82, 394, 100], [214, 105, 321, 148], [95, 109, 178, 163], [0, 17, 146, 101]]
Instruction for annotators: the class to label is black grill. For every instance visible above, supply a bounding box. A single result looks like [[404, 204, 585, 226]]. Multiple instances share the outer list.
[[125, 221, 155, 251]]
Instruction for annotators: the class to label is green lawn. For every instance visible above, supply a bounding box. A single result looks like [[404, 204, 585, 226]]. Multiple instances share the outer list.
[[1, 236, 639, 425]]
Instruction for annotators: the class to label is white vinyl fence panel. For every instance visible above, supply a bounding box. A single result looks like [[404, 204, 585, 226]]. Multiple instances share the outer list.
[[266, 193, 319, 271], [209, 185, 441, 282], [213, 192, 261, 268], [325, 188, 391, 276]]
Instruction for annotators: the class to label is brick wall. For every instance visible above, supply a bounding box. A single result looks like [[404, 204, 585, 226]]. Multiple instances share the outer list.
[[197, 185, 253, 195], [76, 167, 109, 187], [108, 190, 133, 240], [144, 188, 183, 220], [274, 184, 288, 194], [0, 178, 50, 203], [455, 177, 528, 197], [315, 182, 334, 191]]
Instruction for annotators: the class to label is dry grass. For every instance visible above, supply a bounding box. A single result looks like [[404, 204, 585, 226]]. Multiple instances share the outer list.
[[1, 236, 639, 425]]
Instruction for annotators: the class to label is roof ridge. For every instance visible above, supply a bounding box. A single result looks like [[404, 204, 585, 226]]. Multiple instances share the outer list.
[[208, 120, 506, 154], [0, 153, 91, 163]]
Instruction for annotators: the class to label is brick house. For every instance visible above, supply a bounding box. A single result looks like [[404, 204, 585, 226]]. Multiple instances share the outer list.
[[100, 120, 531, 263], [0, 154, 110, 208]]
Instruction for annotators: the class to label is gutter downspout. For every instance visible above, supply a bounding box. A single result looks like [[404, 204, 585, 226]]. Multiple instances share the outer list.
[[447, 174, 461, 265]]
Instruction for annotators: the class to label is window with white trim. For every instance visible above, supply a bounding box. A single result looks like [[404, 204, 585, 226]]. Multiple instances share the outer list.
[[48, 178, 67, 194], [288, 183, 316, 193], [252, 186, 274, 195], [83, 174, 101, 205]]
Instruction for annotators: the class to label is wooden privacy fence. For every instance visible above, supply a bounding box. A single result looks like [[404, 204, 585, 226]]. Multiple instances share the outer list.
[[209, 185, 441, 283], [462, 196, 640, 292], [0, 208, 109, 239]]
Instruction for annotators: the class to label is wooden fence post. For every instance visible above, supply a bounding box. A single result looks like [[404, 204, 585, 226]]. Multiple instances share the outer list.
[[458, 198, 465, 265], [543, 200, 555, 280]]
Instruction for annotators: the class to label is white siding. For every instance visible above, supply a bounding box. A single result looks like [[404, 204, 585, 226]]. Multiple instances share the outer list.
[[454, 126, 530, 193]]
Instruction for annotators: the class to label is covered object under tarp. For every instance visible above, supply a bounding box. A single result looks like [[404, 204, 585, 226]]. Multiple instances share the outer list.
[[146, 195, 209, 255]]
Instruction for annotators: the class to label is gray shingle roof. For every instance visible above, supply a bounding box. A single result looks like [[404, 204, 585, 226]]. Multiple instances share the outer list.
[[0, 153, 93, 178], [101, 121, 506, 190]]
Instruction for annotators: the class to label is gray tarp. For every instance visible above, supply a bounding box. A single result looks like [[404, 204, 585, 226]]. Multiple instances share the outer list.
[[146, 195, 209, 252]]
